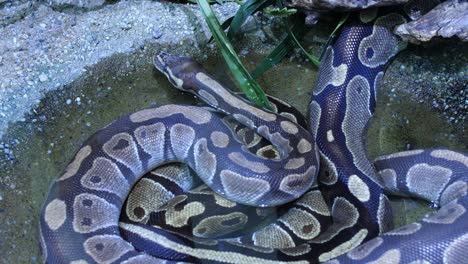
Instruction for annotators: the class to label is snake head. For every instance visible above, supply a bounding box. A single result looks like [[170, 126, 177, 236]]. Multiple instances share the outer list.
[[153, 52, 204, 92]]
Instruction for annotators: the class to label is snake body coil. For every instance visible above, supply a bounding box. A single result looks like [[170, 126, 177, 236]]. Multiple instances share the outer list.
[[40, 7, 468, 264]]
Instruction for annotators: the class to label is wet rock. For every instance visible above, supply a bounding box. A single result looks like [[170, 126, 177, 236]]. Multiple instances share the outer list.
[[284, 0, 408, 11], [395, 0, 468, 43]]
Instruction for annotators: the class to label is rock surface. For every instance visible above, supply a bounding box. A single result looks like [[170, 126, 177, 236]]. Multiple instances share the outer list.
[[0, 0, 237, 138], [395, 0, 468, 43], [284, 0, 408, 11]]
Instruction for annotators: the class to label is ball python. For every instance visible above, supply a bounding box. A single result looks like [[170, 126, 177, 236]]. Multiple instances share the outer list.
[[39, 5, 468, 264]]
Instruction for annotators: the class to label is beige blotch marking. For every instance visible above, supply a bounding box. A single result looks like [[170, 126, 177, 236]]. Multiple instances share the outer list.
[[443, 233, 468, 264], [194, 138, 217, 184], [120, 223, 291, 264], [386, 222, 421, 235], [196, 72, 277, 122], [59, 145, 91, 181], [228, 152, 270, 173], [348, 175, 370, 202], [44, 199, 67, 231], [297, 138, 312, 154], [72, 193, 119, 234], [378, 168, 397, 190], [326, 130, 335, 142], [279, 244, 311, 257], [102, 132, 141, 174], [319, 229, 368, 262], [375, 149, 424, 161], [220, 170, 270, 203], [193, 212, 248, 238], [134, 122, 165, 164], [296, 190, 330, 216], [347, 237, 383, 260], [253, 224, 295, 248], [166, 200, 205, 228], [423, 201, 465, 224], [129, 105, 211, 124], [81, 157, 129, 198], [170, 124, 195, 160], [121, 255, 161, 264], [440, 181, 467, 206], [125, 178, 175, 222], [285, 157, 305, 170], [408, 260, 430, 264], [314, 46, 348, 95], [279, 208, 321, 240], [210, 131, 229, 148], [214, 194, 237, 208], [233, 113, 254, 127], [280, 120, 299, 134], [368, 249, 401, 264], [279, 166, 316, 196], [198, 90, 218, 106], [431, 149, 468, 167], [83, 235, 133, 264], [70, 260, 89, 264], [406, 163, 452, 202], [227, 239, 274, 253]]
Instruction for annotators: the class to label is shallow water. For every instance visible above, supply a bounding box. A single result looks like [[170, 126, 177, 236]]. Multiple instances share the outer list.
[[0, 43, 466, 262]]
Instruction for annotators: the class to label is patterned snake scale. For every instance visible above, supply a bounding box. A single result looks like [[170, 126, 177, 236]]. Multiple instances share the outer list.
[[39, 5, 468, 264]]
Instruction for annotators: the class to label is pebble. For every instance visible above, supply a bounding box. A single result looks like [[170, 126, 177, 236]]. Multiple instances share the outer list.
[[38, 74, 48, 82], [153, 27, 163, 39]]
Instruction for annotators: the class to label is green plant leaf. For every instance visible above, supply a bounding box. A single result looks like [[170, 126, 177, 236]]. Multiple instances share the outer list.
[[197, 0, 272, 110], [208, 16, 234, 43], [250, 35, 294, 79], [227, 0, 273, 40]]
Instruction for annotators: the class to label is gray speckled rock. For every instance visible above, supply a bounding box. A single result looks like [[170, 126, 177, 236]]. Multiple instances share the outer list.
[[395, 0, 468, 43], [47, 0, 106, 8], [284, 0, 408, 11], [0, 1, 238, 138], [0, 0, 36, 26]]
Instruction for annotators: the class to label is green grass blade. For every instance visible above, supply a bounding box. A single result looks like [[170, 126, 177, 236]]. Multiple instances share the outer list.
[[251, 31, 295, 79], [208, 16, 234, 43], [197, 0, 272, 110], [285, 18, 320, 67], [227, 0, 273, 40]]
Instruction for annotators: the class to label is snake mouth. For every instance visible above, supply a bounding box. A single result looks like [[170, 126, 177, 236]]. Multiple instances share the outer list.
[[153, 52, 177, 73], [153, 52, 186, 89], [153, 52, 204, 90]]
